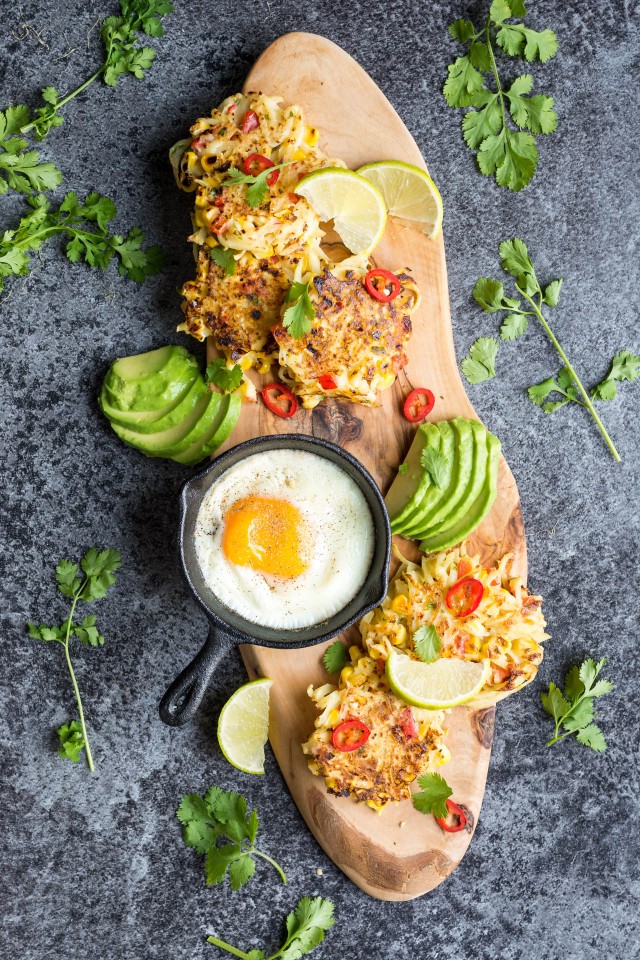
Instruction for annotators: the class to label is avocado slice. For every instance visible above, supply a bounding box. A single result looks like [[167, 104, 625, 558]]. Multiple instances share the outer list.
[[104, 345, 199, 413], [416, 419, 487, 539], [110, 389, 222, 458], [396, 420, 457, 538], [100, 376, 205, 434], [174, 391, 242, 465], [419, 433, 501, 554], [387, 423, 442, 534]]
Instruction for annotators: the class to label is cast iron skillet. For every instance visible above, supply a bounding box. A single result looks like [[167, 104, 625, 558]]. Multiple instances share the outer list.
[[159, 434, 391, 726]]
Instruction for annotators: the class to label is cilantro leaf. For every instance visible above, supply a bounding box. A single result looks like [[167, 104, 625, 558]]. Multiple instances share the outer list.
[[420, 447, 448, 487], [413, 625, 441, 664], [282, 280, 315, 339], [412, 773, 453, 820], [500, 313, 528, 340], [591, 351, 640, 402], [176, 786, 286, 889], [57, 721, 86, 763], [27, 548, 120, 771], [209, 245, 237, 276], [444, 3, 558, 190], [0, 105, 64, 194], [542, 657, 614, 750], [322, 640, 349, 674], [207, 897, 334, 960], [461, 336, 499, 383], [575, 724, 607, 752], [223, 161, 290, 208], [205, 359, 243, 392], [472, 277, 506, 312]]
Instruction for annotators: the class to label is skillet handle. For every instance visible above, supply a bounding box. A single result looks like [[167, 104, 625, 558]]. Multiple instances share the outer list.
[[159, 625, 235, 726]]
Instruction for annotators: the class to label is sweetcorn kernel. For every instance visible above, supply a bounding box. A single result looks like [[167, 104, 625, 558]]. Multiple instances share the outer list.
[[391, 595, 409, 615], [305, 126, 319, 146], [327, 709, 340, 726], [339, 666, 354, 686], [390, 625, 407, 646], [239, 356, 253, 371], [292, 148, 306, 161], [349, 645, 361, 663]]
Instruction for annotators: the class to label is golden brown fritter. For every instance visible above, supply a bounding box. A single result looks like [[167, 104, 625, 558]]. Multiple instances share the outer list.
[[303, 651, 449, 810], [179, 249, 291, 366], [274, 266, 420, 407]]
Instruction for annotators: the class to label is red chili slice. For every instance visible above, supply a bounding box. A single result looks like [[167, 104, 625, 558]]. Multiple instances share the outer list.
[[436, 799, 467, 833], [318, 374, 337, 390], [403, 388, 435, 422], [241, 109, 259, 134], [332, 719, 371, 752], [210, 215, 229, 235], [261, 383, 298, 419], [243, 153, 279, 186], [364, 269, 401, 303], [399, 707, 418, 740], [445, 577, 484, 618]]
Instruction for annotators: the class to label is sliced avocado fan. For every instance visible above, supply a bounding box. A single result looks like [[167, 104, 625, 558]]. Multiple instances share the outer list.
[[100, 345, 242, 464]]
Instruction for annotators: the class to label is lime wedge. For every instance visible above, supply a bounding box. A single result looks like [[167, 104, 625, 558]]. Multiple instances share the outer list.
[[296, 167, 387, 253], [386, 650, 489, 709], [217, 678, 272, 774], [357, 161, 443, 240]]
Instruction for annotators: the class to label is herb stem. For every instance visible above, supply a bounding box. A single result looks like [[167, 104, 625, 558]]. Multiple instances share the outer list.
[[253, 848, 287, 885], [63, 581, 94, 772], [206, 935, 252, 959], [21, 68, 105, 136], [518, 287, 621, 461]]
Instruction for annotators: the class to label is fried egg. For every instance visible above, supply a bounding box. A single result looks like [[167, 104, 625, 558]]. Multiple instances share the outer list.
[[194, 450, 375, 629]]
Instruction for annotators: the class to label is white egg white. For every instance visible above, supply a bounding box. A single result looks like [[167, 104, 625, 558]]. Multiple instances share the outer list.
[[193, 449, 375, 629]]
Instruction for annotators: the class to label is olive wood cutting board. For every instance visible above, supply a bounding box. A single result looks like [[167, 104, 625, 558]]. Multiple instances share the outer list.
[[208, 32, 527, 901]]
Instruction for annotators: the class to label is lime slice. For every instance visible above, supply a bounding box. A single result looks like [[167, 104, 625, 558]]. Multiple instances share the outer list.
[[386, 650, 489, 709], [217, 678, 272, 774], [357, 161, 443, 240], [296, 167, 387, 253]]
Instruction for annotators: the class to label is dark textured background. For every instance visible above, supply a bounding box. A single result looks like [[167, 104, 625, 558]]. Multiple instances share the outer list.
[[1, 2, 639, 958]]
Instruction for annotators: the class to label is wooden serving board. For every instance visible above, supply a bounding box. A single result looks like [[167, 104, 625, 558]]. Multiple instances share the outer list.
[[209, 33, 526, 900]]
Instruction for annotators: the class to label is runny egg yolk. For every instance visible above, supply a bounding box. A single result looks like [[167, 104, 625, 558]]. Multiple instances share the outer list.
[[222, 495, 308, 578]]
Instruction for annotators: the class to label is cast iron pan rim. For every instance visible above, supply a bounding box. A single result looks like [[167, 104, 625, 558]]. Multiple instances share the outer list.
[[177, 433, 392, 648]]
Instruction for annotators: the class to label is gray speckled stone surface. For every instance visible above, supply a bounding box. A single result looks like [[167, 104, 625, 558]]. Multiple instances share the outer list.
[[1, 2, 639, 958]]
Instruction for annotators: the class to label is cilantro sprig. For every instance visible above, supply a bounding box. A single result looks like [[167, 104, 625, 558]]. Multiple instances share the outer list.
[[462, 238, 638, 461], [223, 161, 292, 208], [207, 896, 335, 960], [541, 658, 614, 751], [444, 1, 558, 190], [412, 773, 453, 819], [0, 192, 164, 290], [205, 359, 243, 393], [27, 548, 121, 772], [20, 1, 174, 141], [209, 245, 237, 276], [420, 447, 448, 488], [177, 786, 287, 890], [282, 280, 316, 338], [322, 640, 349, 674], [413, 624, 441, 664], [0, 105, 62, 195]]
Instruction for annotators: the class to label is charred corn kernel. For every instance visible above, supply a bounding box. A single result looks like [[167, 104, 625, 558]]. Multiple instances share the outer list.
[[239, 356, 253, 371], [391, 595, 409, 615], [327, 709, 340, 726], [353, 695, 367, 706], [292, 148, 306, 161], [305, 126, 319, 146], [349, 645, 361, 662], [325, 779, 337, 791], [367, 645, 383, 660], [204, 235, 216, 248], [187, 153, 199, 172], [339, 666, 354, 686], [418, 721, 431, 738], [201, 153, 218, 171], [350, 673, 366, 688], [194, 191, 209, 208], [367, 801, 386, 813], [390, 624, 407, 646], [256, 358, 271, 374]]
